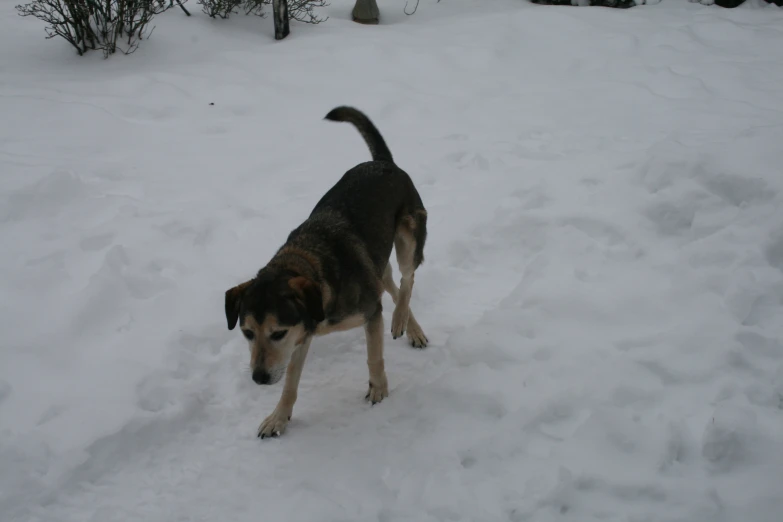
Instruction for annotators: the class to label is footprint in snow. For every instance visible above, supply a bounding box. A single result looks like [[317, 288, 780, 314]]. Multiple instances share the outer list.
[[445, 151, 490, 171], [2, 169, 88, 222], [764, 233, 783, 273], [201, 125, 228, 135], [79, 232, 115, 252], [0, 380, 11, 405], [643, 200, 695, 237], [734, 331, 783, 360], [557, 216, 639, 257], [702, 405, 759, 473], [136, 372, 178, 413], [695, 169, 773, 208]]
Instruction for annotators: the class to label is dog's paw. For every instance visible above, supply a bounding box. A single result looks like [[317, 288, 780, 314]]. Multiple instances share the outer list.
[[365, 378, 389, 405], [406, 320, 428, 349], [391, 307, 409, 340], [257, 409, 291, 439]]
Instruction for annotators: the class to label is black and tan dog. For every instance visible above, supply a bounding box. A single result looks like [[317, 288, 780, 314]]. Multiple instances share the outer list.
[[225, 106, 429, 439]]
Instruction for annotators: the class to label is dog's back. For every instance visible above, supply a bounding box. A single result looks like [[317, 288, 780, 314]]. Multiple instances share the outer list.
[[302, 107, 427, 274]]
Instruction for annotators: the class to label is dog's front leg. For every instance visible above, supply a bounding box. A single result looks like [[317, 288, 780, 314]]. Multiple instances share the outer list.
[[364, 308, 389, 404], [258, 338, 311, 439]]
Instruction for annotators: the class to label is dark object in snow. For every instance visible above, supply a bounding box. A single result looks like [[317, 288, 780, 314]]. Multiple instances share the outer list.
[[210, 102, 215, 105], [529, 0, 637, 7], [272, 0, 290, 39], [353, 0, 379, 24], [714, 0, 746, 7], [763, 0, 781, 5]]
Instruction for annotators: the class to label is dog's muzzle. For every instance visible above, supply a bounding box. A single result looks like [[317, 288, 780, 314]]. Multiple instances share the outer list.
[[252, 369, 271, 385], [251, 367, 285, 385]]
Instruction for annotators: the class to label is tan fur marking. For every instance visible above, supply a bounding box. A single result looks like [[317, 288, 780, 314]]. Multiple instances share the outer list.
[[258, 338, 312, 438], [315, 313, 367, 336], [274, 246, 330, 318], [273, 246, 340, 315], [227, 279, 254, 300], [276, 245, 322, 273], [320, 283, 334, 311], [390, 224, 418, 339], [243, 314, 308, 371], [383, 264, 427, 347], [278, 340, 310, 410], [226, 279, 255, 329], [364, 311, 388, 403], [288, 275, 316, 295], [402, 215, 417, 230]]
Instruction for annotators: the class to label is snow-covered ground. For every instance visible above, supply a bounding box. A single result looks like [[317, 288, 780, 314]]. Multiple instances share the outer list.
[[2, 0, 783, 520]]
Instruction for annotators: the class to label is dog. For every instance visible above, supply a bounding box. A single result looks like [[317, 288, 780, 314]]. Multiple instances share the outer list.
[[224, 106, 429, 439]]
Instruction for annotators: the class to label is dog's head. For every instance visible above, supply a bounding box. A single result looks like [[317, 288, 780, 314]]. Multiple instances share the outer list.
[[225, 269, 324, 385]]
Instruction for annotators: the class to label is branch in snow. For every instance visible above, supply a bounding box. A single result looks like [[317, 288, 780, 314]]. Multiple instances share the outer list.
[[404, 0, 440, 16], [198, 0, 327, 25], [197, 0, 243, 18]]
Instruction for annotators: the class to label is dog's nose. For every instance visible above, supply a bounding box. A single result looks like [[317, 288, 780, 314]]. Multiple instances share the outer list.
[[252, 369, 271, 385]]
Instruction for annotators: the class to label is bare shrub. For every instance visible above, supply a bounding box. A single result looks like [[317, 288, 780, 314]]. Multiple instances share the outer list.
[[198, 0, 327, 24], [197, 0, 243, 18], [281, 0, 327, 24], [16, 0, 181, 56]]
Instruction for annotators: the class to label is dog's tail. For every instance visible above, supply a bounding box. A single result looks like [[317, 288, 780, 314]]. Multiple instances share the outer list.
[[324, 106, 393, 163]]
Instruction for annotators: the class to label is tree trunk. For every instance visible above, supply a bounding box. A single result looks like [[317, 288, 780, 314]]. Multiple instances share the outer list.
[[352, 0, 379, 24], [272, 0, 290, 40]]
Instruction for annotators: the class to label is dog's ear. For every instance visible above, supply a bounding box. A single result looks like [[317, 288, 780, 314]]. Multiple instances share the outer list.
[[225, 280, 253, 330], [288, 276, 325, 325]]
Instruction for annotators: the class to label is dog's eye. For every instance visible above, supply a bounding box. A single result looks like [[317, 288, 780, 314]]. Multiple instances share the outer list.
[[242, 330, 254, 341], [270, 330, 288, 342]]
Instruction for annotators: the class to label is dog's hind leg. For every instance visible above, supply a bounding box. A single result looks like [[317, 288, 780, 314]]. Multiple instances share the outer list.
[[258, 338, 311, 439], [383, 263, 428, 348], [364, 307, 389, 404], [390, 210, 427, 345]]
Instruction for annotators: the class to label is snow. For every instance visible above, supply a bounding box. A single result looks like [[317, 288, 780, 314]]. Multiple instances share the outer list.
[[2, 0, 783, 520]]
